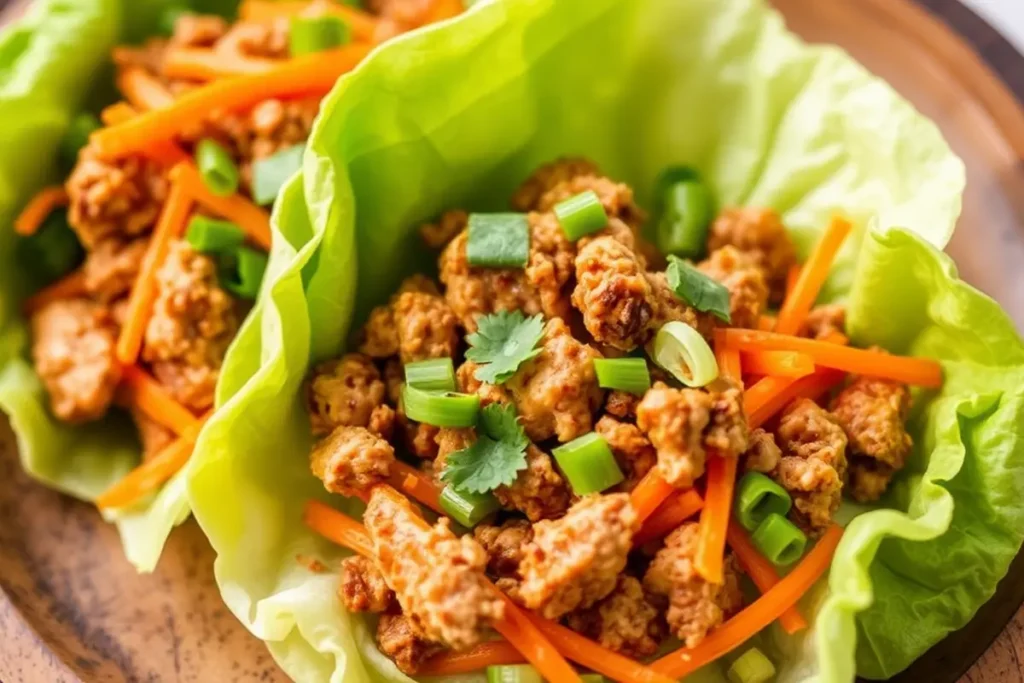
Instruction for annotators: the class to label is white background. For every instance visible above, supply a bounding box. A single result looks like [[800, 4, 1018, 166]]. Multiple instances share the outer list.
[[961, 0, 1024, 53]]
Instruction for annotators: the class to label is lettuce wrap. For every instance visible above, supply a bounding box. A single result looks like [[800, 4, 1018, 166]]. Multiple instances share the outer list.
[[183, 0, 1024, 681]]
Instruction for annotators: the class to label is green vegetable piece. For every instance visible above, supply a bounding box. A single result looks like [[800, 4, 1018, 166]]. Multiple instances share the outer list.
[[195, 138, 240, 197], [666, 255, 731, 323], [752, 512, 807, 566], [251, 144, 304, 206], [186, 216, 246, 254], [59, 113, 100, 170], [17, 209, 84, 285], [404, 358, 456, 392], [220, 247, 268, 300], [552, 432, 624, 495], [648, 321, 718, 387], [289, 15, 351, 57], [487, 665, 544, 683], [553, 189, 608, 240], [735, 471, 792, 532], [158, 3, 191, 36], [593, 357, 651, 395], [402, 384, 480, 428], [655, 175, 713, 258], [465, 310, 544, 385], [439, 485, 500, 528], [466, 213, 530, 268], [728, 647, 776, 683], [579, 676, 607, 683], [440, 403, 528, 494]]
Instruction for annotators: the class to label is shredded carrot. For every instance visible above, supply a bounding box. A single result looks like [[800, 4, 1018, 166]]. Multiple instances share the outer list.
[[91, 43, 371, 160], [491, 591, 583, 683], [173, 162, 273, 250], [98, 103, 190, 165], [821, 329, 849, 346], [303, 499, 376, 557], [630, 469, 677, 524], [757, 315, 776, 332], [776, 217, 852, 335], [740, 350, 814, 378], [119, 365, 201, 436], [785, 264, 802, 301], [718, 328, 942, 388], [716, 347, 742, 383], [389, 460, 443, 515], [163, 48, 280, 81], [634, 490, 705, 547], [420, 640, 524, 676], [238, 0, 310, 20], [15, 186, 68, 236], [694, 455, 737, 584], [101, 101, 138, 126], [115, 172, 194, 364], [726, 522, 807, 634], [425, 0, 463, 23], [23, 269, 87, 314], [651, 524, 843, 678], [117, 66, 175, 111], [744, 369, 846, 429]]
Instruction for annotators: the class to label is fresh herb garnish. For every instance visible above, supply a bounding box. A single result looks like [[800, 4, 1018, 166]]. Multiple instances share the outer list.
[[466, 310, 545, 384], [666, 255, 731, 323], [440, 403, 529, 494], [465, 213, 530, 268]]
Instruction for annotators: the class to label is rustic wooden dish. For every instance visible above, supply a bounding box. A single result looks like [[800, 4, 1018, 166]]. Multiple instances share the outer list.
[[2, 0, 1024, 681]]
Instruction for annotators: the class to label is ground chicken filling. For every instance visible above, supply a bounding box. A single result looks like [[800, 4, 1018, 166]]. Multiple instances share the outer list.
[[301, 158, 920, 674]]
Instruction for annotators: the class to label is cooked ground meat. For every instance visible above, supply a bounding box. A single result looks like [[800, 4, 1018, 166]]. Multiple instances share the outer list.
[[636, 383, 711, 488], [142, 240, 239, 411], [644, 270, 717, 341], [30, 298, 121, 423], [697, 246, 769, 330], [503, 317, 603, 443], [456, 360, 513, 407], [359, 275, 459, 363], [368, 403, 396, 440], [215, 17, 289, 58], [494, 445, 571, 522], [803, 304, 846, 340], [474, 518, 533, 578], [129, 405, 175, 461], [524, 212, 577, 322], [595, 415, 657, 491], [375, 613, 444, 675], [511, 157, 600, 212], [400, 415, 440, 460], [83, 238, 148, 303], [420, 209, 468, 249], [170, 13, 228, 47], [310, 426, 394, 497], [743, 427, 782, 474], [518, 493, 638, 619], [307, 353, 386, 435], [364, 488, 504, 650], [643, 523, 743, 648], [384, 358, 404, 405], [537, 174, 645, 232], [707, 207, 796, 304], [359, 305, 399, 358], [773, 398, 848, 532], [66, 152, 168, 249], [831, 374, 912, 502], [705, 380, 750, 457], [605, 390, 640, 419], [432, 427, 475, 479], [565, 575, 665, 658], [339, 555, 394, 613]]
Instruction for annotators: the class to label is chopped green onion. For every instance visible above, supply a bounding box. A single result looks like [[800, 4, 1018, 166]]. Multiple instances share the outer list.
[[219, 246, 268, 300], [728, 648, 776, 683], [735, 472, 792, 532], [404, 358, 457, 392], [440, 486, 500, 528], [158, 2, 191, 36], [186, 216, 246, 254], [552, 432, 624, 495], [751, 513, 807, 566], [648, 321, 718, 387], [59, 113, 101, 170], [554, 190, 608, 240], [251, 144, 304, 206], [17, 209, 84, 285], [666, 255, 731, 323], [654, 170, 713, 258], [289, 15, 351, 56], [487, 665, 544, 683], [593, 357, 651, 395], [465, 213, 530, 268], [402, 385, 480, 427], [195, 138, 239, 197]]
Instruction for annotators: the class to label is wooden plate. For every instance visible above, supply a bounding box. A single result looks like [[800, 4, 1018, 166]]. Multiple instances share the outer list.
[[2, 0, 1023, 681]]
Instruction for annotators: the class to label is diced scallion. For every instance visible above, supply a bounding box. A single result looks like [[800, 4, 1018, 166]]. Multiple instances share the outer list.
[[552, 432, 624, 495], [751, 513, 807, 566], [404, 358, 457, 392], [17, 209, 83, 285], [186, 216, 246, 254], [553, 190, 608, 240], [487, 664, 544, 683], [440, 486, 500, 528], [465, 213, 530, 268], [402, 384, 480, 427], [220, 247, 268, 300], [666, 255, 731, 323], [735, 471, 792, 532], [593, 357, 651, 395], [648, 321, 718, 387], [195, 138, 240, 197], [251, 144, 304, 206], [653, 166, 713, 258], [727, 647, 776, 683], [60, 113, 101, 170], [289, 15, 351, 56]]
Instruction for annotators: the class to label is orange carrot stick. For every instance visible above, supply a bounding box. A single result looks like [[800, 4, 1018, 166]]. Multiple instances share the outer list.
[[389, 461, 443, 515], [119, 365, 200, 436], [15, 186, 68, 236], [757, 315, 776, 332], [726, 522, 807, 634], [776, 217, 852, 335], [115, 171, 194, 364], [173, 162, 273, 250], [785, 264, 802, 301], [91, 44, 372, 160], [303, 499, 376, 557], [716, 347, 742, 383], [695, 454, 737, 584], [718, 328, 942, 388], [491, 591, 583, 683], [740, 350, 814, 378], [238, 0, 310, 20], [425, 0, 463, 22], [630, 469, 677, 523], [821, 329, 849, 346], [634, 489, 705, 547], [163, 48, 280, 81], [652, 524, 843, 678], [101, 101, 139, 126], [98, 103, 189, 165], [117, 67, 176, 111], [744, 370, 846, 429], [420, 640, 525, 676], [23, 269, 87, 314]]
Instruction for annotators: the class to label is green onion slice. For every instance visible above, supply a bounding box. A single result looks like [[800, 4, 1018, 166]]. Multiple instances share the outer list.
[[647, 321, 718, 387], [195, 138, 240, 197], [727, 647, 776, 683], [655, 177, 713, 259], [404, 358, 457, 392], [487, 665, 544, 683], [60, 113, 101, 170], [186, 216, 246, 254], [465, 213, 530, 268], [220, 246, 268, 300], [17, 209, 84, 285], [735, 471, 792, 532], [751, 513, 807, 566], [251, 144, 304, 206], [554, 190, 608, 241], [552, 432, 624, 495], [402, 385, 480, 427], [289, 15, 351, 56], [440, 486, 500, 528], [666, 255, 731, 323], [593, 357, 651, 395]]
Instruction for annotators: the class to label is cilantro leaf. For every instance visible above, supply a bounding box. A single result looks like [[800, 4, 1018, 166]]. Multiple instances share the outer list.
[[440, 403, 529, 494], [465, 310, 545, 384], [666, 255, 732, 323]]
